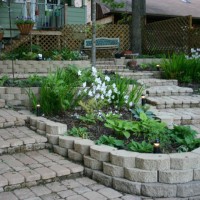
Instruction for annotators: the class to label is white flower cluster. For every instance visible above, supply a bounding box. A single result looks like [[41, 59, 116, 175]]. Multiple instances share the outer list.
[[186, 48, 200, 59], [78, 67, 134, 108]]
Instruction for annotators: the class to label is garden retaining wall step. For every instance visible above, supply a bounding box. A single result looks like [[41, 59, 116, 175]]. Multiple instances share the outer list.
[[0, 126, 47, 155], [0, 108, 26, 128], [145, 86, 193, 97], [0, 149, 84, 192], [149, 107, 200, 130], [137, 78, 178, 87], [146, 95, 200, 109], [119, 72, 155, 80]]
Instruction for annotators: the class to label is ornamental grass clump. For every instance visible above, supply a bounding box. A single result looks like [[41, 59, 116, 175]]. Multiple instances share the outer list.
[[161, 52, 200, 83]]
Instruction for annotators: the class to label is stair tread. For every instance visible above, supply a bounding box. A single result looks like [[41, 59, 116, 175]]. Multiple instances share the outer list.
[[0, 126, 47, 153], [0, 108, 26, 128], [145, 85, 193, 96], [150, 107, 200, 128], [0, 149, 83, 190], [137, 78, 178, 86]]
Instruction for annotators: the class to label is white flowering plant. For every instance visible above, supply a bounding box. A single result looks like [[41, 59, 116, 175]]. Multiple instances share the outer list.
[[78, 66, 144, 110]]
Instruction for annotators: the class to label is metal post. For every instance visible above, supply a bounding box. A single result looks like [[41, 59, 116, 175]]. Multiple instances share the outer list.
[[8, 0, 15, 81], [91, 0, 96, 67]]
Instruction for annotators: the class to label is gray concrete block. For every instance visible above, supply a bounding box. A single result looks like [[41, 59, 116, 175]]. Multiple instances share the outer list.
[[90, 145, 117, 162], [113, 177, 141, 195], [92, 170, 113, 187], [110, 150, 138, 168], [68, 149, 83, 162], [84, 155, 103, 170], [141, 182, 177, 198], [177, 181, 200, 197], [159, 169, 193, 184], [170, 153, 200, 170], [74, 139, 95, 155], [125, 167, 157, 183], [103, 162, 124, 178], [135, 154, 170, 170]]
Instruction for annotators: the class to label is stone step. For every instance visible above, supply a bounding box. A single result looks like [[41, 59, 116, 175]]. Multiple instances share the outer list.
[[0, 149, 84, 192], [0, 126, 47, 155], [96, 60, 115, 65], [147, 95, 200, 109], [150, 107, 200, 128], [119, 72, 154, 80], [137, 78, 178, 87], [0, 99, 5, 108], [96, 64, 126, 70], [145, 85, 193, 97], [0, 108, 26, 128]]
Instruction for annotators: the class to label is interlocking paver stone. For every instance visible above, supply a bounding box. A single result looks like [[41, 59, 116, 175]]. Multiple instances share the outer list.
[[14, 188, 36, 199], [19, 170, 41, 182], [57, 190, 77, 198], [46, 181, 66, 192], [82, 191, 107, 200], [0, 175, 8, 187], [0, 192, 18, 200], [34, 167, 56, 180], [98, 188, 123, 199], [30, 186, 51, 196], [3, 172, 25, 185]]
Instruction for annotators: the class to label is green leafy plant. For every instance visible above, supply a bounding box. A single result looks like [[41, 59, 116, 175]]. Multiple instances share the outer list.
[[15, 17, 35, 25], [161, 53, 200, 83], [78, 113, 97, 124], [104, 118, 139, 139], [170, 125, 200, 151], [26, 88, 38, 111], [39, 67, 84, 115], [67, 127, 89, 139], [79, 98, 106, 114], [138, 112, 167, 144], [0, 75, 9, 86], [128, 140, 153, 153], [130, 105, 156, 120], [96, 135, 124, 148]]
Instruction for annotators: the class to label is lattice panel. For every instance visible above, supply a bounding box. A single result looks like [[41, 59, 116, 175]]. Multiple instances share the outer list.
[[61, 24, 130, 58], [142, 16, 192, 55], [31, 35, 60, 51], [190, 28, 200, 49]]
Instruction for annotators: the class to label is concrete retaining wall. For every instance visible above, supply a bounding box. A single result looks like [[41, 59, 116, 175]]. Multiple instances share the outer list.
[[0, 87, 40, 108], [27, 115, 200, 198], [0, 60, 91, 74]]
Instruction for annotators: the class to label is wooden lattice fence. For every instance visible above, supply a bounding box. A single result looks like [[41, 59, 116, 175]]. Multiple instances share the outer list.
[[142, 16, 192, 55], [61, 24, 130, 58], [190, 28, 200, 49]]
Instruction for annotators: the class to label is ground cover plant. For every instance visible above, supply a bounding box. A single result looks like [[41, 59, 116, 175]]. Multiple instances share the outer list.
[[26, 66, 200, 154], [0, 45, 81, 61]]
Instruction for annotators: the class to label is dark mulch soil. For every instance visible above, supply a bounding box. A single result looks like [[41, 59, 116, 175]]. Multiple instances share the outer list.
[[48, 109, 132, 142]]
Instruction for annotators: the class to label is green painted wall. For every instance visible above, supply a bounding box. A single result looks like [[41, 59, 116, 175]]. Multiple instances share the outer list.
[[66, 6, 86, 24], [0, 3, 23, 37]]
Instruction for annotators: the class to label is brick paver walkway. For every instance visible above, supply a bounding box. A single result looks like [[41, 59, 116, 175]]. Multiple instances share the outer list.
[[0, 178, 142, 200]]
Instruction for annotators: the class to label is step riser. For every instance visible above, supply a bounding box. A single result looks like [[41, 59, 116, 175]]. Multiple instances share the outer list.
[[146, 92, 193, 97], [152, 103, 200, 109], [0, 143, 47, 155]]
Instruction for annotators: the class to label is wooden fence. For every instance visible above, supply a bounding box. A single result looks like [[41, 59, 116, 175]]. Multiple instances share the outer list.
[[61, 24, 130, 57], [9, 16, 200, 58], [142, 16, 192, 55]]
